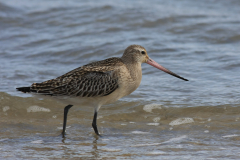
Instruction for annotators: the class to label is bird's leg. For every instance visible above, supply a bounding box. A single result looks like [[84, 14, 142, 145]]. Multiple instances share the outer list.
[[92, 110, 100, 136], [62, 104, 73, 138]]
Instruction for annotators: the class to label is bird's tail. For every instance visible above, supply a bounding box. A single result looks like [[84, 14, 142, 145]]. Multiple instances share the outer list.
[[17, 80, 59, 95], [16, 83, 54, 95], [16, 87, 31, 93]]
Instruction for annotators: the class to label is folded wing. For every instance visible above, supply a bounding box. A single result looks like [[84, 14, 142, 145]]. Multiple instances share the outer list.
[[27, 69, 118, 97]]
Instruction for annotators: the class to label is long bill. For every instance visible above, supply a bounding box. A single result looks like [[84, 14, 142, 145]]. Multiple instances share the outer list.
[[146, 58, 188, 81]]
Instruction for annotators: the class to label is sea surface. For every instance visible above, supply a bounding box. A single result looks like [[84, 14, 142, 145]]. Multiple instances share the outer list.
[[1, 0, 240, 159]]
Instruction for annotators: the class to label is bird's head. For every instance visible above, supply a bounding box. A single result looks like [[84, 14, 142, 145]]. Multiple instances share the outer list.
[[122, 44, 149, 63], [122, 44, 188, 81]]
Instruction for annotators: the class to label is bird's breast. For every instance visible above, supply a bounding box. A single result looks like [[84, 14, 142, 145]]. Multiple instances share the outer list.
[[116, 64, 142, 97], [90, 64, 142, 106]]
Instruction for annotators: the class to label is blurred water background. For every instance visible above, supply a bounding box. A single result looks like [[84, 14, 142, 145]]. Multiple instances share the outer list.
[[1, 0, 240, 159]]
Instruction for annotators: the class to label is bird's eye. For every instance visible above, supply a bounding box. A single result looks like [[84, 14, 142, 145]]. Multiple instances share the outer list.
[[141, 51, 146, 55]]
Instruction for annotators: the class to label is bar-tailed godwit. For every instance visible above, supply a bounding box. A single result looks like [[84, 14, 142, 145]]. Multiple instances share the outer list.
[[17, 45, 188, 137]]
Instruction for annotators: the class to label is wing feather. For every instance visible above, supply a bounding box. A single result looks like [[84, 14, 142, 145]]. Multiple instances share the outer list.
[[30, 70, 119, 97], [20, 57, 124, 97]]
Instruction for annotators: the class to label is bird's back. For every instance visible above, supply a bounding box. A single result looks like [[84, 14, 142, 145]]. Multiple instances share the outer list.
[[17, 57, 125, 98]]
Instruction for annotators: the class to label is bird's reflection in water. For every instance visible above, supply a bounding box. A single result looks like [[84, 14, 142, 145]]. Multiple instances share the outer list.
[[91, 135, 100, 159], [60, 133, 101, 159]]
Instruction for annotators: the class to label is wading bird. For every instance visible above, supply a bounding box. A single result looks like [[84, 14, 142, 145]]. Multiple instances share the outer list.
[[17, 45, 188, 137]]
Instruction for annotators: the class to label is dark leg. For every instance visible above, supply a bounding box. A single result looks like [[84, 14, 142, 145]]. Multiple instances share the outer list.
[[92, 110, 100, 136], [62, 105, 73, 138]]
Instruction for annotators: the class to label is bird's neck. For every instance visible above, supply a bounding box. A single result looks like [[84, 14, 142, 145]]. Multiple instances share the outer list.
[[124, 61, 142, 81]]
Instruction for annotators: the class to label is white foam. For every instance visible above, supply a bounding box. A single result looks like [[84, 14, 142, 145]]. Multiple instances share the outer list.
[[31, 140, 43, 144], [132, 135, 187, 147], [57, 126, 71, 130], [147, 123, 159, 126], [204, 130, 209, 133], [162, 135, 188, 144], [169, 118, 194, 126], [27, 105, 50, 113], [97, 116, 103, 119], [132, 131, 149, 134], [143, 104, 162, 113], [153, 117, 161, 122], [2, 106, 10, 112], [147, 151, 166, 155], [222, 134, 239, 138]]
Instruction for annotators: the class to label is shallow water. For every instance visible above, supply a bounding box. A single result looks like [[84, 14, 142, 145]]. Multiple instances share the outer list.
[[1, 0, 240, 159]]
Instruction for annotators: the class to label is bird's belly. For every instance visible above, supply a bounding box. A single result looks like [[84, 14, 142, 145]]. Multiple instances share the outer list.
[[32, 84, 136, 107], [101, 81, 140, 105], [34, 94, 99, 107]]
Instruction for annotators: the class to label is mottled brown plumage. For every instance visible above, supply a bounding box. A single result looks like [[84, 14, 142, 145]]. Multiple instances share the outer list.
[[30, 58, 124, 97]]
